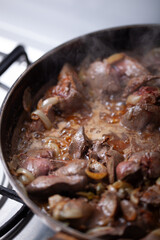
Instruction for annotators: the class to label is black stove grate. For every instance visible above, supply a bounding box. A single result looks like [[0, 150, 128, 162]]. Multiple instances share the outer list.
[[0, 46, 33, 239]]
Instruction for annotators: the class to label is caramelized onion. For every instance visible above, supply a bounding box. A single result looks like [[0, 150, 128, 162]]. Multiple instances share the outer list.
[[106, 53, 124, 65], [41, 96, 59, 108], [111, 180, 133, 191], [77, 191, 98, 200], [85, 159, 107, 180], [16, 168, 34, 185], [156, 177, 160, 186], [60, 202, 84, 219], [31, 109, 52, 129], [49, 194, 63, 209], [130, 188, 140, 205], [150, 228, 160, 236], [126, 94, 142, 105], [18, 174, 31, 185], [85, 169, 107, 180], [96, 182, 105, 195], [43, 139, 60, 156]]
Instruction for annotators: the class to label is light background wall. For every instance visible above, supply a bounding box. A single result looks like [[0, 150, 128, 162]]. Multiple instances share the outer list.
[[0, 0, 160, 51]]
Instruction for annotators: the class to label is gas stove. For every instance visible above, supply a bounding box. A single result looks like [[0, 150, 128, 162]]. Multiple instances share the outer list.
[[0, 37, 54, 240]]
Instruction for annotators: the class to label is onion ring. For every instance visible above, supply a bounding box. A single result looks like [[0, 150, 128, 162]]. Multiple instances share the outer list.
[[31, 109, 52, 129]]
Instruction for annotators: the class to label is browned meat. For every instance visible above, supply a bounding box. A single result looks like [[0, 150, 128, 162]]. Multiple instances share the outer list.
[[140, 152, 160, 179], [19, 148, 65, 177], [26, 175, 87, 196], [21, 157, 65, 177], [28, 119, 45, 132], [105, 150, 124, 183], [142, 229, 160, 240], [114, 53, 149, 78], [116, 161, 141, 182], [82, 53, 149, 98], [21, 157, 52, 177], [83, 59, 121, 95], [45, 64, 88, 115], [25, 149, 55, 159], [49, 195, 93, 221], [89, 137, 124, 183], [123, 75, 159, 98], [143, 48, 160, 75], [122, 105, 155, 131], [136, 208, 156, 233], [26, 156, 88, 196], [29, 64, 89, 130], [141, 185, 160, 206], [120, 200, 137, 221], [121, 86, 160, 131], [128, 151, 160, 179], [89, 136, 110, 160], [89, 208, 154, 239], [54, 159, 87, 177], [69, 127, 91, 159], [98, 191, 118, 218]]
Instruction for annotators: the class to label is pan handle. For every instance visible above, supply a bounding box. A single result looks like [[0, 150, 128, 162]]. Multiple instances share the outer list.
[[0, 185, 24, 204], [0, 45, 31, 76], [0, 45, 31, 91]]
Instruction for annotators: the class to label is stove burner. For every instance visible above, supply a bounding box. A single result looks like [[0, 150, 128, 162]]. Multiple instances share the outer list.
[[0, 162, 9, 189], [0, 163, 10, 210], [0, 205, 33, 239]]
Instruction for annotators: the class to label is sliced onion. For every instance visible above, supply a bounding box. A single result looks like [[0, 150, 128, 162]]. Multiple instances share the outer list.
[[112, 180, 133, 190], [126, 94, 142, 105], [85, 159, 107, 180], [41, 96, 59, 109], [60, 202, 84, 219], [49, 194, 63, 209], [53, 201, 67, 220], [43, 139, 60, 156], [156, 177, 160, 186], [18, 174, 31, 185], [77, 191, 98, 200], [106, 53, 124, 65], [17, 168, 34, 179], [85, 169, 107, 180], [31, 109, 52, 130], [96, 182, 105, 195], [150, 228, 160, 236], [16, 168, 34, 185], [130, 188, 139, 205]]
